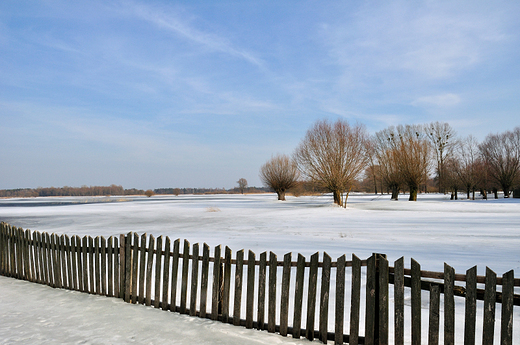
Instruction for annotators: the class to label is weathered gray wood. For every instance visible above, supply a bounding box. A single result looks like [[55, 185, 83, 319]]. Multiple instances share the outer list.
[[482, 267, 496, 344], [500, 269, 514, 345], [138, 233, 147, 304], [378, 255, 389, 344], [246, 250, 256, 329], [200, 243, 210, 318], [444, 263, 455, 345], [320, 252, 331, 344], [280, 252, 292, 336], [306, 252, 319, 341], [70, 235, 78, 290], [365, 254, 376, 345], [394, 257, 404, 345], [66, 235, 73, 289], [54, 234, 62, 288], [107, 236, 113, 297], [119, 234, 126, 299], [411, 258, 421, 345], [124, 232, 132, 302], [189, 242, 199, 316], [180, 239, 190, 313], [349, 254, 362, 345], [335, 254, 346, 345], [268, 251, 277, 333], [31, 231, 40, 283], [233, 249, 244, 326], [163, 236, 171, 311], [88, 236, 95, 294], [170, 239, 180, 312], [154, 236, 163, 309], [82, 235, 89, 293], [95, 236, 101, 294], [292, 253, 305, 339], [222, 246, 232, 323], [38, 232, 46, 284], [145, 235, 155, 307], [113, 236, 119, 298], [257, 251, 267, 331], [131, 233, 139, 303], [100, 236, 107, 296], [25, 230, 33, 281], [211, 245, 221, 320], [428, 284, 440, 345], [464, 266, 477, 345], [59, 234, 66, 288]]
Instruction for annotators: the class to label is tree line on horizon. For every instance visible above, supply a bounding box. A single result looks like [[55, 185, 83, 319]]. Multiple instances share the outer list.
[[260, 119, 520, 205]]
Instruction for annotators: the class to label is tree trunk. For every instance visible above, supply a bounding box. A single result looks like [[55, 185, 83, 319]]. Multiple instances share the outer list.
[[276, 190, 286, 201], [454, 188, 458, 200], [450, 192, 454, 200], [333, 190, 343, 207], [481, 189, 487, 200], [503, 186, 510, 198], [409, 184, 418, 201], [466, 187, 470, 200], [391, 185, 399, 200], [493, 188, 498, 199]]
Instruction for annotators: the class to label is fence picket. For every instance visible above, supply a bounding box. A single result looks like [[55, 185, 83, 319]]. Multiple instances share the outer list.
[[349, 254, 361, 345], [200, 243, 210, 318], [394, 257, 404, 345], [145, 235, 155, 307], [335, 254, 346, 345], [411, 258, 421, 345], [501, 270, 514, 345], [211, 245, 221, 321], [100, 236, 107, 296], [180, 239, 189, 313], [88, 236, 95, 294], [132, 233, 139, 303], [482, 267, 496, 344], [246, 250, 256, 329], [464, 266, 477, 345], [82, 236, 89, 292], [222, 246, 232, 323], [428, 284, 440, 345], [95, 236, 101, 294], [139, 233, 147, 304], [154, 236, 163, 309], [113, 236, 119, 298], [257, 251, 267, 330], [170, 239, 179, 312], [107, 236, 113, 297], [163, 236, 172, 311], [268, 251, 277, 333], [293, 253, 305, 339], [233, 249, 244, 326], [365, 254, 376, 344], [320, 252, 331, 344], [190, 243, 199, 316], [66, 235, 73, 289], [378, 255, 389, 344], [306, 252, 319, 341], [444, 263, 455, 345], [280, 252, 292, 336]]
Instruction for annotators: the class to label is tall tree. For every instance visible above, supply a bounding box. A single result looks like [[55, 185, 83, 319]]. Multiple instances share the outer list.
[[259, 154, 300, 201], [425, 122, 456, 194], [393, 125, 431, 201], [295, 119, 369, 206], [237, 178, 248, 194], [453, 135, 481, 200], [373, 128, 403, 200], [479, 128, 520, 197]]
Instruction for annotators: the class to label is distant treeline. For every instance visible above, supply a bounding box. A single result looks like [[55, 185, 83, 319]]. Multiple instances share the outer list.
[[0, 185, 273, 198]]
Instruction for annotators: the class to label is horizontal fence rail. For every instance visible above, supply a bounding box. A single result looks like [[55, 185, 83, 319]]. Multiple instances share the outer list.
[[1, 222, 518, 345]]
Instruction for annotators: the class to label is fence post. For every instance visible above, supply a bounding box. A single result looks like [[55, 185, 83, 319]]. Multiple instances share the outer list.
[[366, 253, 387, 345], [119, 234, 125, 299]]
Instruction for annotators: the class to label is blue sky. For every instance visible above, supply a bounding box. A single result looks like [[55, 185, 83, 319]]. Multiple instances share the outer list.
[[1, 1, 519, 190]]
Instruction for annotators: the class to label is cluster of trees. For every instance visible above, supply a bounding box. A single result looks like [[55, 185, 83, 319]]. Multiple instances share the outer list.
[[0, 185, 136, 198], [260, 119, 520, 204]]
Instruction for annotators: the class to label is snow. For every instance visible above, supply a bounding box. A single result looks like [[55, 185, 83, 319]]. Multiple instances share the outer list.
[[0, 193, 519, 344]]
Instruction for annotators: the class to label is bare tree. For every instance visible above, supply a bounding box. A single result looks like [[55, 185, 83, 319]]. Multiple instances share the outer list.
[[393, 125, 431, 201], [453, 135, 481, 200], [425, 122, 456, 194], [374, 127, 403, 200], [479, 128, 520, 197], [294, 119, 369, 206], [259, 154, 300, 201], [237, 178, 248, 194]]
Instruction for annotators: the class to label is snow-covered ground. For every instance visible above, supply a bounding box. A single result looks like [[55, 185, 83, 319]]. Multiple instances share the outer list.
[[0, 193, 519, 344]]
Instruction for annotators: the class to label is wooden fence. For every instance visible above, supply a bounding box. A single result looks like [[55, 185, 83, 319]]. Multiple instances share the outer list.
[[0, 222, 518, 345]]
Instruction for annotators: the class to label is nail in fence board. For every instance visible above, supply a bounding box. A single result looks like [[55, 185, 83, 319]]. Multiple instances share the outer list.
[[292, 253, 305, 339], [246, 250, 256, 329], [199, 243, 210, 318], [320, 252, 331, 344], [482, 267, 496, 344], [190, 243, 199, 316], [306, 252, 319, 341], [335, 254, 346, 345], [163, 237, 172, 311], [428, 284, 440, 345], [233, 249, 244, 326], [257, 251, 267, 331], [280, 252, 292, 336], [145, 235, 155, 307]]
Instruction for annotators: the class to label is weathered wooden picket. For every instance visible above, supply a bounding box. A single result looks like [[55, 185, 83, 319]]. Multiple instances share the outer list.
[[1, 222, 518, 345]]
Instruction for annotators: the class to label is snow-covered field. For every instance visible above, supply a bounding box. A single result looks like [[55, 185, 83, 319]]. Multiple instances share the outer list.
[[0, 193, 519, 344]]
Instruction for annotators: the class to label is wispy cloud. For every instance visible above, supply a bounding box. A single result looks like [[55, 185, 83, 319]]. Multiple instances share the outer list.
[[124, 1, 263, 67], [412, 93, 462, 107]]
